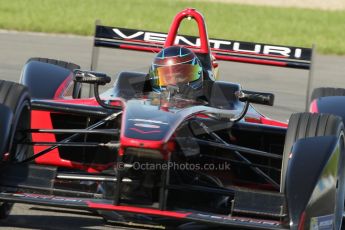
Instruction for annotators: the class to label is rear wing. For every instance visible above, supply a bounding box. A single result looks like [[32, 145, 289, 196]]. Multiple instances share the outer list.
[[93, 26, 313, 70], [90, 8, 315, 110]]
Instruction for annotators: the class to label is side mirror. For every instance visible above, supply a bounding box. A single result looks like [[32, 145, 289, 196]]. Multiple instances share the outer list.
[[73, 70, 111, 86], [236, 90, 274, 106], [73, 70, 118, 109]]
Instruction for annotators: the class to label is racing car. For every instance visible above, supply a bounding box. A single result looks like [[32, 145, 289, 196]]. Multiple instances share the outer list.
[[0, 8, 344, 230]]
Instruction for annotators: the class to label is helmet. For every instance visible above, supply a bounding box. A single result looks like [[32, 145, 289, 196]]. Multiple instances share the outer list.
[[149, 46, 203, 95]]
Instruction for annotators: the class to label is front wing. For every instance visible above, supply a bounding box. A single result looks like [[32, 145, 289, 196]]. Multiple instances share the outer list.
[[0, 192, 285, 229]]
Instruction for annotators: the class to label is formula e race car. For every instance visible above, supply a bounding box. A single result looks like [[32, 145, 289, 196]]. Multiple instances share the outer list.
[[0, 8, 344, 230]]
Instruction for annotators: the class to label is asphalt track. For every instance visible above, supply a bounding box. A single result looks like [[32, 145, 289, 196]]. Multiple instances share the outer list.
[[0, 30, 345, 229]]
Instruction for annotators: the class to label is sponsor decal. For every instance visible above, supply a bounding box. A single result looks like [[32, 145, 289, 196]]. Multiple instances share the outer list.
[[12, 193, 84, 203], [129, 127, 161, 134], [192, 213, 280, 226], [110, 28, 307, 59], [310, 214, 333, 230], [128, 118, 168, 125], [134, 123, 160, 129]]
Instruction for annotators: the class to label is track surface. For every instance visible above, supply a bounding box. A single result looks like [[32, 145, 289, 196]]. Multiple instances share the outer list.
[[0, 31, 345, 229]]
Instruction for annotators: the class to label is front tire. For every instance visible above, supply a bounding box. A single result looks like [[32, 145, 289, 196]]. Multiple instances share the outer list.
[[0, 80, 32, 219], [281, 112, 345, 229]]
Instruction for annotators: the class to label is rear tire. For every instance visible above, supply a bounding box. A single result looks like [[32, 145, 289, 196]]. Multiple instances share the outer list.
[[27, 57, 80, 71], [20, 58, 81, 99], [0, 80, 32, 219], [311, 87, 345, 102], [281, 112, 345, 229]]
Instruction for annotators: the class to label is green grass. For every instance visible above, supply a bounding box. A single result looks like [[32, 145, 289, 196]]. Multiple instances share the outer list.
[[0, 0, 344, 55]]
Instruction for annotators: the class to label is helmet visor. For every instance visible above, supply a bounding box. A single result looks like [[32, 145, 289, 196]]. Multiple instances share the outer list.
[[153, 64, 202, 87]]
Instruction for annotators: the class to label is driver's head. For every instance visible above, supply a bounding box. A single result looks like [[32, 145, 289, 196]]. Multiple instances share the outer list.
[[149, 46, 203, 94]]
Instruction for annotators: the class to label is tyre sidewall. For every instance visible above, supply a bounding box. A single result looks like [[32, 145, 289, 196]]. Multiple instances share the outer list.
[[8, 91, 33, 161], [334, 128, 345, 229]]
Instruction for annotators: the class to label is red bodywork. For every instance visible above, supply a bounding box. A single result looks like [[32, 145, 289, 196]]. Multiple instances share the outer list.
[[309, 99, 318, 113]]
